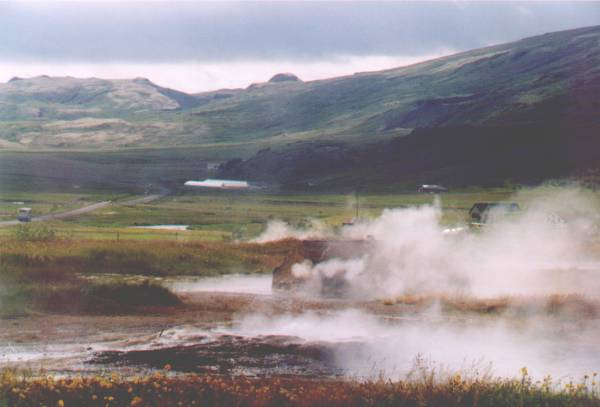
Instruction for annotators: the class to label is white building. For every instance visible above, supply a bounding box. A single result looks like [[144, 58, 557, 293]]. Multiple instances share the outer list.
[[184, 179, 249, 189]]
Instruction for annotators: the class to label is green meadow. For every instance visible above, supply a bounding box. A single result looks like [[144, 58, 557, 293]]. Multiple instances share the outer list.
[[0, 188, 520, 240], [2, 184, 595, 241]]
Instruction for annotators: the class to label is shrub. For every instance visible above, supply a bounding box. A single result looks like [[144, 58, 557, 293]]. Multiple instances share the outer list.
[[31, 281, 182, 314], [11, 224, 56, 242]]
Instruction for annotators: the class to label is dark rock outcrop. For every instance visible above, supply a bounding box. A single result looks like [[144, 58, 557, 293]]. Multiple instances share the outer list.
[[272, 239, 373, 296], [268, 73, 301, 83]]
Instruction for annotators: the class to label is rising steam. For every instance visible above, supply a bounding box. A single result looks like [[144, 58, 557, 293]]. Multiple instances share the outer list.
[[228, 308, 600, 380], [252, 219, 332, 243], [257, 187, 600, 299]]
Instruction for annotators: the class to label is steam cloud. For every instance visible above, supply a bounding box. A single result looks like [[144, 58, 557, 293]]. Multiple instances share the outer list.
[[257, 187, 600, 299], [252, 219, 332, 243], [239, 188, 600, 380], [121, 188, 600, 382], [228, 308, 600, 380]]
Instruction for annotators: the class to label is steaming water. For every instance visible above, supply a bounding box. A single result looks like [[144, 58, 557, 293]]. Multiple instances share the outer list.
[[79, 273, 273, 295], [239, 187, 600, 379], [224, 309, 600, 380], [165, 274, 272, 295], [9, 308, 592, 380], [261, 187, 600, 299]]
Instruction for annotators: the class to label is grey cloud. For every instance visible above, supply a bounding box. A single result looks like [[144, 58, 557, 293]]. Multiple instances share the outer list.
[[1, 1, 600, 62]]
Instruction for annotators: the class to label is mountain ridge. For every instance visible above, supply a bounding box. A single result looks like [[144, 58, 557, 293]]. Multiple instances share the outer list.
[[2, 25, 600, 188]]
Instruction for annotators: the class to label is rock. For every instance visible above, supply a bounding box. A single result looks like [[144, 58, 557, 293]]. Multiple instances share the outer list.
[[268, 73, 301, 83], [272, 239, 373, 297]]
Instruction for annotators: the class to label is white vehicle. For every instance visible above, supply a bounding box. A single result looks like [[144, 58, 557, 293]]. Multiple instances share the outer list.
[[17, 207, 32, 222]]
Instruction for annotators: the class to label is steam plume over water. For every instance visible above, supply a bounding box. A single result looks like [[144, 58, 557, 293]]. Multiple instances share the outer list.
[[227, 309, 600, 380], [258, 187, 600, 298], [235, 188, 600, 379]]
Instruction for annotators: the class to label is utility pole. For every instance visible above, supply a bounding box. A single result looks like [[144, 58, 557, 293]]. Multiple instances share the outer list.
[[355, 190, 359, 220]]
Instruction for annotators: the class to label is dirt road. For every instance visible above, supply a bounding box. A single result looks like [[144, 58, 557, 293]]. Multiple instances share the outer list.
[[0, 191, 168, 227]]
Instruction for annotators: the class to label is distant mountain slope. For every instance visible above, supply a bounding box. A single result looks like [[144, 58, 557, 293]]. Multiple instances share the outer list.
[[0, 76, 203, 119], [213, 25, 600, 189], [191, 25, 600, 141], [218, 124, 600, 190], [0, 76, 211, 148], [2, 25, 600, 188], [1, 25, 599, 151]]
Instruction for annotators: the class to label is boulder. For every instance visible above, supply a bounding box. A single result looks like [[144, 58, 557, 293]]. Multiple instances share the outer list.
[[272, 239, 373, 296], [268, 73, 301, 83]]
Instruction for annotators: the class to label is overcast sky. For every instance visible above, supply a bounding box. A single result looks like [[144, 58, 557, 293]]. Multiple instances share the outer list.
[[1, 1, 600, 92]]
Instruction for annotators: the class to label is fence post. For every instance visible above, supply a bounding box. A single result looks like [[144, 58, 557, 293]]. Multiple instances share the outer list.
[[117, 232, 120, 241]]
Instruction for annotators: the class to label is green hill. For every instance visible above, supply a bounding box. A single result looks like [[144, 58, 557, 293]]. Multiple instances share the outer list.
[[1, 25, 600, 189], [0, 76, 206, 149], [191, 25, 600, 142]]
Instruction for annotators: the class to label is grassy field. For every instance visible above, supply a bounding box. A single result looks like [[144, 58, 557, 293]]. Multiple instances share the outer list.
[[0, 235, 299, 316], [0, 185, 595, 250], [0, 237, 299, 276], [0, 186, 580, 242], [5, 188, 517, 237], [1, 184, 595, 240]]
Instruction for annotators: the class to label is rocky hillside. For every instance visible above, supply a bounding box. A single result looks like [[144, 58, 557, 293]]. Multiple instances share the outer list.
[[2, 25, 600, 188], [192, 25, 600, 142], [213, 25, 600, 188], [0, 76, 200, 118], [0, 76, 210, 149], [2, 25, 599, 150]]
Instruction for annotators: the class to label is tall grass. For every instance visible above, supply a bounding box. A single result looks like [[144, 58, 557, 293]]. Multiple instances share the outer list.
[[0, 268, 181, 316], [0, 238, 300, 277], [11, 224, 57, 242]]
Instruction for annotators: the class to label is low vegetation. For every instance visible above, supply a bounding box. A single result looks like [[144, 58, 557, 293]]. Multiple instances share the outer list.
[[0, 237, 298, 276], [1, 368, 600, 407], [31, 281, 181, 315], [0, 262, 181, 317], [40, 188, 520, 236], [11, 223, 57, 241], [0, 236, 299, 316]]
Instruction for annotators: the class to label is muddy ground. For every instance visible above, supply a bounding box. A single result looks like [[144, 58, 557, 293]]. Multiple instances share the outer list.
[[0, 286, 418, 376], [2, 277, 600, 380]]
